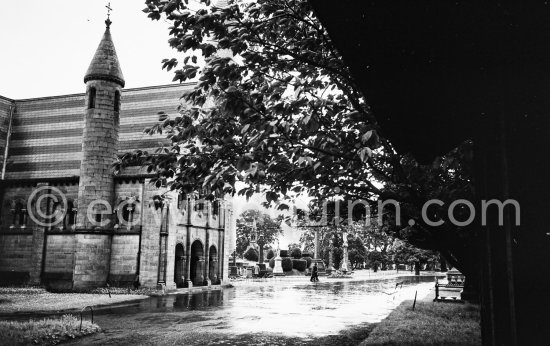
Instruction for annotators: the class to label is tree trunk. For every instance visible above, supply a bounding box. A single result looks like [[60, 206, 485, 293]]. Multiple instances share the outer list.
[[414, 261, 421, 275], [439, 253, 447, 272]]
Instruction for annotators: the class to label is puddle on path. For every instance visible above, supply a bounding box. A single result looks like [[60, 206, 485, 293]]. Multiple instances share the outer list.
[[90, 275, 437, 338]]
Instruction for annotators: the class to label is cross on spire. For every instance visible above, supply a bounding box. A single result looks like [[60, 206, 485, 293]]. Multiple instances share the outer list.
[[105, 2, 113, 28], [106, 2, 113, 17]]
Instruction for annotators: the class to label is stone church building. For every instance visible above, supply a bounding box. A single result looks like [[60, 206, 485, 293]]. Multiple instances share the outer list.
[[0, 19, 233, 290]]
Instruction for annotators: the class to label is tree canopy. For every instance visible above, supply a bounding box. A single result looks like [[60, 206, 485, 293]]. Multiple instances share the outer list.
[[123, 0, 477, 284], [235, 209, 283, 260], [129, 0, 384, 201]]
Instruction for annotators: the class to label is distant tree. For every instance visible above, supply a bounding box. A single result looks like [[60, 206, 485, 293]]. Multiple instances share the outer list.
[[392, 240, 439, 275], [357, 215, 394, 270], [348, 237, 367, 270], [244, 247, 259, 262], [287, 243, 301, 252], [290, 247, 302, 259], [367, 251, 384, 272], [236, 209, 283, 262]]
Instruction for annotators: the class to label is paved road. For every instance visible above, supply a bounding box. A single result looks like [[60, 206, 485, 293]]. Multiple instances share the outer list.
[[67, 274, 438, 346]]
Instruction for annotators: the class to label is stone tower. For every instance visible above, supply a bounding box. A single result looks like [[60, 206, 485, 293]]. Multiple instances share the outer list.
[[77, 17, 124, 229], [73, 17, 125, 288]]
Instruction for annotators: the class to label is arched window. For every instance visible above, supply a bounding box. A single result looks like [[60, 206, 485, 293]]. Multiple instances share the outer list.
[[114, 91, 120, 112], [122, 203, 136, 223], [15, 202, 26, 227], [193, 196, 205, 213], [10, 202, 17, 227], [66, 201, 76, 228], [212, 200, 220, 216], [51, 201, 65, 229], [88, 87, 96, 109], [93, 203, 106, 226]]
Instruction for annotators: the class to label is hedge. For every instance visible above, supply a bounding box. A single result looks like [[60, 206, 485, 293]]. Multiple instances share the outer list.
[[302, 256, 312, 268], [280, 250, 289, 258], [244, 248, 259, 262], [266, 249, 275, 260], [292, 259, 307, 271], [290, 248, 302, 259], [269, 258, 275, 268], [281, 257, 293, 272]]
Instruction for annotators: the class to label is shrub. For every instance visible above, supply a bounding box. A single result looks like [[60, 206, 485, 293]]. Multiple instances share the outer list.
[[290, 247, 302, 259], [0, 286, 46, 295], [244, 248, 259, 262], [281, 257, 293, 271], [302, 252, 312, 258], [266, 249, 275, 260], [302, 256, 312, 268], [269, 258, 275, 268], [292, 259, 307, 271], [0, 314, 100, 346], [280, 250, 289, 257]]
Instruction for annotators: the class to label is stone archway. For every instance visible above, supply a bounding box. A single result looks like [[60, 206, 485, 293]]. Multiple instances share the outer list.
[[209, 245, 218, 284], [190, 240, 204, 286], [174, 243, 185, 288]]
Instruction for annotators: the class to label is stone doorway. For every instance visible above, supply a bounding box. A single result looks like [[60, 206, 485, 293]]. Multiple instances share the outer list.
[[190, 240, 204, 286], [174, 243, 185, 288]]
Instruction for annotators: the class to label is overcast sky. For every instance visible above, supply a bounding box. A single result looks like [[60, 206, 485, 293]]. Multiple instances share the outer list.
[[0, 0, 177, 99]]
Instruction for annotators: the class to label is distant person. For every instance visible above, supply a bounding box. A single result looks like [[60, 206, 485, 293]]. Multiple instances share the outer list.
[[311, 263, 319, 282]]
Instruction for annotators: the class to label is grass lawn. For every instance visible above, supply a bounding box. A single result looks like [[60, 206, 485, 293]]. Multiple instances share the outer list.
[[0, 287, 147, 314], [0, 314, 99, 345], [360, 299, 481, 346]]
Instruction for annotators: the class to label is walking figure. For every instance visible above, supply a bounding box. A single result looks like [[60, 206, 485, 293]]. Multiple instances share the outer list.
[[310, 263, 319, 282]]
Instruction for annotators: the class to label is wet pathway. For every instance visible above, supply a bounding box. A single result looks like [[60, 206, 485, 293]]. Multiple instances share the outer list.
[[66, 274, 439, 345]]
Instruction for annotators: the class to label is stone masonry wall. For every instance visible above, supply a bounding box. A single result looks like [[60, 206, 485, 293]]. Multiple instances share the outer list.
[[44, 234, 75, 273], [42, 234, 75, 289], [109, 234, 139, 285], [72, 233, 112, 289], [138, 180, 165, 287], [0, 234, 33, 273]]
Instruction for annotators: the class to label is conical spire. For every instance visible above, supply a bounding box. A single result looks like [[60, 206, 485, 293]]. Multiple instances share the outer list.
[[84, 20, 125, 87]]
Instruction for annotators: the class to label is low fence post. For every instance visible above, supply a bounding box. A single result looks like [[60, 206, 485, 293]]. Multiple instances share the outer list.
[[79, 306, 94, 331]]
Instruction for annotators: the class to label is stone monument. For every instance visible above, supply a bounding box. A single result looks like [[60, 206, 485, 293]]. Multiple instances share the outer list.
[[340, 230, 349, 273], [272, 247, 285, 276]]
